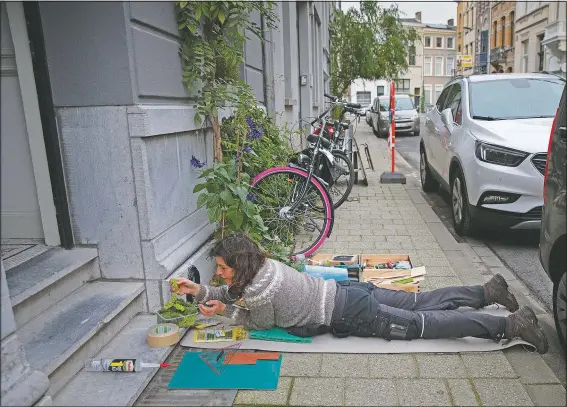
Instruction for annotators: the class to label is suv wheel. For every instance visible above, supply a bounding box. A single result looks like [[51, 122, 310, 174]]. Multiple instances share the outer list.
[[554, 271, 567, 353], [451, 169, 474, 236], [420, 149, 439, 192]]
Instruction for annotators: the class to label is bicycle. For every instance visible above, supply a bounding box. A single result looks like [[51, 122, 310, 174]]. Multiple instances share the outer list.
[[320, 93, 374, 185], [250, 101, 361, 257], [297, 97, 362, 209]]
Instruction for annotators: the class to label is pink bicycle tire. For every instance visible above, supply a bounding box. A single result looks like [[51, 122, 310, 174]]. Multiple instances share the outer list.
[[251, 166, 333, 257]]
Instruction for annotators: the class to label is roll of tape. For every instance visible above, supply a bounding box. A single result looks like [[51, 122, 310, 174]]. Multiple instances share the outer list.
[[146, 323, 180, 347]]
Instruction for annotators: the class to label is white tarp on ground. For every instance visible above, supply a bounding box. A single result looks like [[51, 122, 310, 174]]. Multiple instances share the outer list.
[[181, 306, 536, 353]]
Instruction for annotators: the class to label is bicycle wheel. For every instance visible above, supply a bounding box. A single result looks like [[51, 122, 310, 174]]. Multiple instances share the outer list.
[[251, 167, 333, 256], [328, 151, 354, 209]]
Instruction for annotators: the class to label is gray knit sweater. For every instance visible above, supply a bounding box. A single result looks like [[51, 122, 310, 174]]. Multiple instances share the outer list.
[[195, 259, 337, 330]]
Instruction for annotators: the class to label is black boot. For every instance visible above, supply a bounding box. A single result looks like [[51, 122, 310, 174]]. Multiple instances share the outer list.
[[484, 274, 519, 312], [505, 306, 548, 354]]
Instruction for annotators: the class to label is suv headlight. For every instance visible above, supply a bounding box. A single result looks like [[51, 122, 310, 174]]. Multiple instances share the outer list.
[[475, 142, 528, 167]]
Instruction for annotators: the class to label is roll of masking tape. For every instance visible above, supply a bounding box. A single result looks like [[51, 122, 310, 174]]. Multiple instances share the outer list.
[[146, 323, 180, 347]]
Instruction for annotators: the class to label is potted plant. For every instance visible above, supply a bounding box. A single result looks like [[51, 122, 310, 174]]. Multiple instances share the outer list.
[[157, 278, 199, 328]]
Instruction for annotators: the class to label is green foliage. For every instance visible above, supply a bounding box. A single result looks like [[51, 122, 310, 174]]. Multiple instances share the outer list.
[[193, 159, 270, 242], [330, 1, 420, 96], [420, 86, 426, 113], [177, 1, 279, 124], [221, 107, 295, 178], [159, 295, 198, 328]]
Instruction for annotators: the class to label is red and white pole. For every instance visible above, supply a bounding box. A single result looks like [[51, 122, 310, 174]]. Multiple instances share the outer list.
[[389, 82, 396, 173], [380, 82, 406, 184]]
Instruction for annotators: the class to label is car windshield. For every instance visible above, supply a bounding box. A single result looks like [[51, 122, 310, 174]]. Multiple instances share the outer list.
[[379, 98, 415, 112], [469, 78, 564, 120]]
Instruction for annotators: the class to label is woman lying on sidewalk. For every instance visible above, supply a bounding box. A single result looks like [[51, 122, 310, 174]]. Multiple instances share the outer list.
[[171, 233, 548, 354]]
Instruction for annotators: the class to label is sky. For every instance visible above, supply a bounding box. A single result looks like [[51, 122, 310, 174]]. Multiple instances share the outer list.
[[340, 1, 457, 26]]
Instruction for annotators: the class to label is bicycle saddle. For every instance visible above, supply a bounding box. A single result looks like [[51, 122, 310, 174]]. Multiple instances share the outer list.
[[307, 134, 331, 149]]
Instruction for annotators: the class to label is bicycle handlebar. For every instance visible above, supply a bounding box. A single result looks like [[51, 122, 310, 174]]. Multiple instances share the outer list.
[[324, 93, 336, 101]]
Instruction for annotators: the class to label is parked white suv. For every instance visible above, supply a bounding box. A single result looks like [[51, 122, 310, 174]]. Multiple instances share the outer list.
[[419, 73, 565, 236]]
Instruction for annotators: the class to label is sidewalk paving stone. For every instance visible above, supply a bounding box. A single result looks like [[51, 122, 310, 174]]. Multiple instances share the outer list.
[[461, 351, 517, 378], [280, 353, 322, 377], [504, 347, 560, 384], [396, 378, 452, 406], [288, 378, 344, 406], [446, 379, 480, 406], [524, 384, 567, 406], [345, 379, 397, 406], [415, 354, 467, 378], [320, 354, 369, 378], [234, 377, 291, 406], [367, 354, 418, 378], [473, 378, 534, 406]]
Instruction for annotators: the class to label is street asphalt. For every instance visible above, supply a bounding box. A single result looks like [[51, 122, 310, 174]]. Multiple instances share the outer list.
[[391, 125, 554, 312]]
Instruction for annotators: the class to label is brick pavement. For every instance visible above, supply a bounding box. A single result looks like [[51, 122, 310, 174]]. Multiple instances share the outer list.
[[137, 125, 565, 406], [232, 125, 566, 406]]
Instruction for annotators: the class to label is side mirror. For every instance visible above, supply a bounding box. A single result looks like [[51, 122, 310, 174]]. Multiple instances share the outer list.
[[440, 108, 454, 133]]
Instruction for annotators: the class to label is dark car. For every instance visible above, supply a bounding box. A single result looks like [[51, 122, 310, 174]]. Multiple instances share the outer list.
[[539, 84, 566, 352]]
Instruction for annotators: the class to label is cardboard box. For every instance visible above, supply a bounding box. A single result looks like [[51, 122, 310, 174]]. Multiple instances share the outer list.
[[360, 254, 426, 293], [309, 253, 360, 266]]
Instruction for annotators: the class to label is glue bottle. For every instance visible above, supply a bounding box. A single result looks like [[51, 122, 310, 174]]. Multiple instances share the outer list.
[[84, 358, 171, 372]]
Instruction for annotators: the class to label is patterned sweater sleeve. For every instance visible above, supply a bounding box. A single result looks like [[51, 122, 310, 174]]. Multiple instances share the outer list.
[[194, 284, 234, 304], [223, 302, 275, 331]]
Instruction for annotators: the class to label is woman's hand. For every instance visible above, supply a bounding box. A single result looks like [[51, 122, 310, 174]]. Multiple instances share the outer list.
[[171, 277, 200, 296], [199, 300, 226, 316]]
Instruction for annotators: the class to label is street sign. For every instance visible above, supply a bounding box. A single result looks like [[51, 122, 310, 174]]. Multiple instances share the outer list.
[[457, 55, 473, 69]]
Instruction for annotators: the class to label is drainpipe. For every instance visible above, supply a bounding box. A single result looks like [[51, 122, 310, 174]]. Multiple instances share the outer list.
[[487, 3, 492, 75]]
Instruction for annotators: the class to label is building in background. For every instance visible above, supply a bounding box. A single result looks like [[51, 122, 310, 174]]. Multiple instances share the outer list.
[[0, 2, 335, 405], [490, 1, 516, 72], [422, 20, 457, 109], [474, 1, 491, 74], [350, 12, 456, 112], [461, 1, 477, 75], [350, 12, 425, 109], [514, 1, 566, 75], [540, 1, 566, 75]]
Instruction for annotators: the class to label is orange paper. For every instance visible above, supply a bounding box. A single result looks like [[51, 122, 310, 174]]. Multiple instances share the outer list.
[[224, 352, 280, 365]]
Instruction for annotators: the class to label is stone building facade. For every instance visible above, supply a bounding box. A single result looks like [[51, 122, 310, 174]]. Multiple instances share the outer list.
[[490, 1, 516, 72]]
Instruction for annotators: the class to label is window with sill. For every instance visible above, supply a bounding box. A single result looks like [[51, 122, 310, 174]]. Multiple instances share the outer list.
[[436, 37, 443, 48], [408, 44, 416, 66], [424, 36, 432, 48], [447, 37, 455, 49], [435, 56, 443, 76], [424, 57, 432, 76], [395, 79, 410, 93]]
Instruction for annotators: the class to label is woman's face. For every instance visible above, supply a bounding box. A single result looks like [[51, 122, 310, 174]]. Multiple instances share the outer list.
[[215, 256, 235, 283]]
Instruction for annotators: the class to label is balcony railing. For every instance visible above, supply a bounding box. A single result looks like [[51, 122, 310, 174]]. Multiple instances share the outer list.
[[490, 47, 505, 63], [542, 20, 566, 47]]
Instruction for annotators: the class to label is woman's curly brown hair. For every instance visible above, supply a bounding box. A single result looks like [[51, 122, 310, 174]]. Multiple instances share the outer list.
[[209, 232, 266, 299]]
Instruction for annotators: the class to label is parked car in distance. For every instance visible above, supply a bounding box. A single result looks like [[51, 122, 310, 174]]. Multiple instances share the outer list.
[[539, 83, 566, 353], [358, 104, 371, 116], [367, 94, 419, 138], [419, 73, 565, 235]]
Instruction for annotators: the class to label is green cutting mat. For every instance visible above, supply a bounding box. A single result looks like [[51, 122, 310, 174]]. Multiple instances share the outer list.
[[249, 327, 312, 343]]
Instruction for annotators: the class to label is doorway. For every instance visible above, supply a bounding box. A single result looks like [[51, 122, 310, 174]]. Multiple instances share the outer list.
[[1, 2, 69, 268]]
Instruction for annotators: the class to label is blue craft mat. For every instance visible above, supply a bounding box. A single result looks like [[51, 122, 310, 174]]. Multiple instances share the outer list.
[[168, 352, 282, 390]]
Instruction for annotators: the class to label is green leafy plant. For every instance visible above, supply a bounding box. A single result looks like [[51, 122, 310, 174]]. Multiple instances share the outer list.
[[158, 296, 199, 328], [330, 1, 419, 96], [177, 1, 279, 162], [420, 86, 426, 113]]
